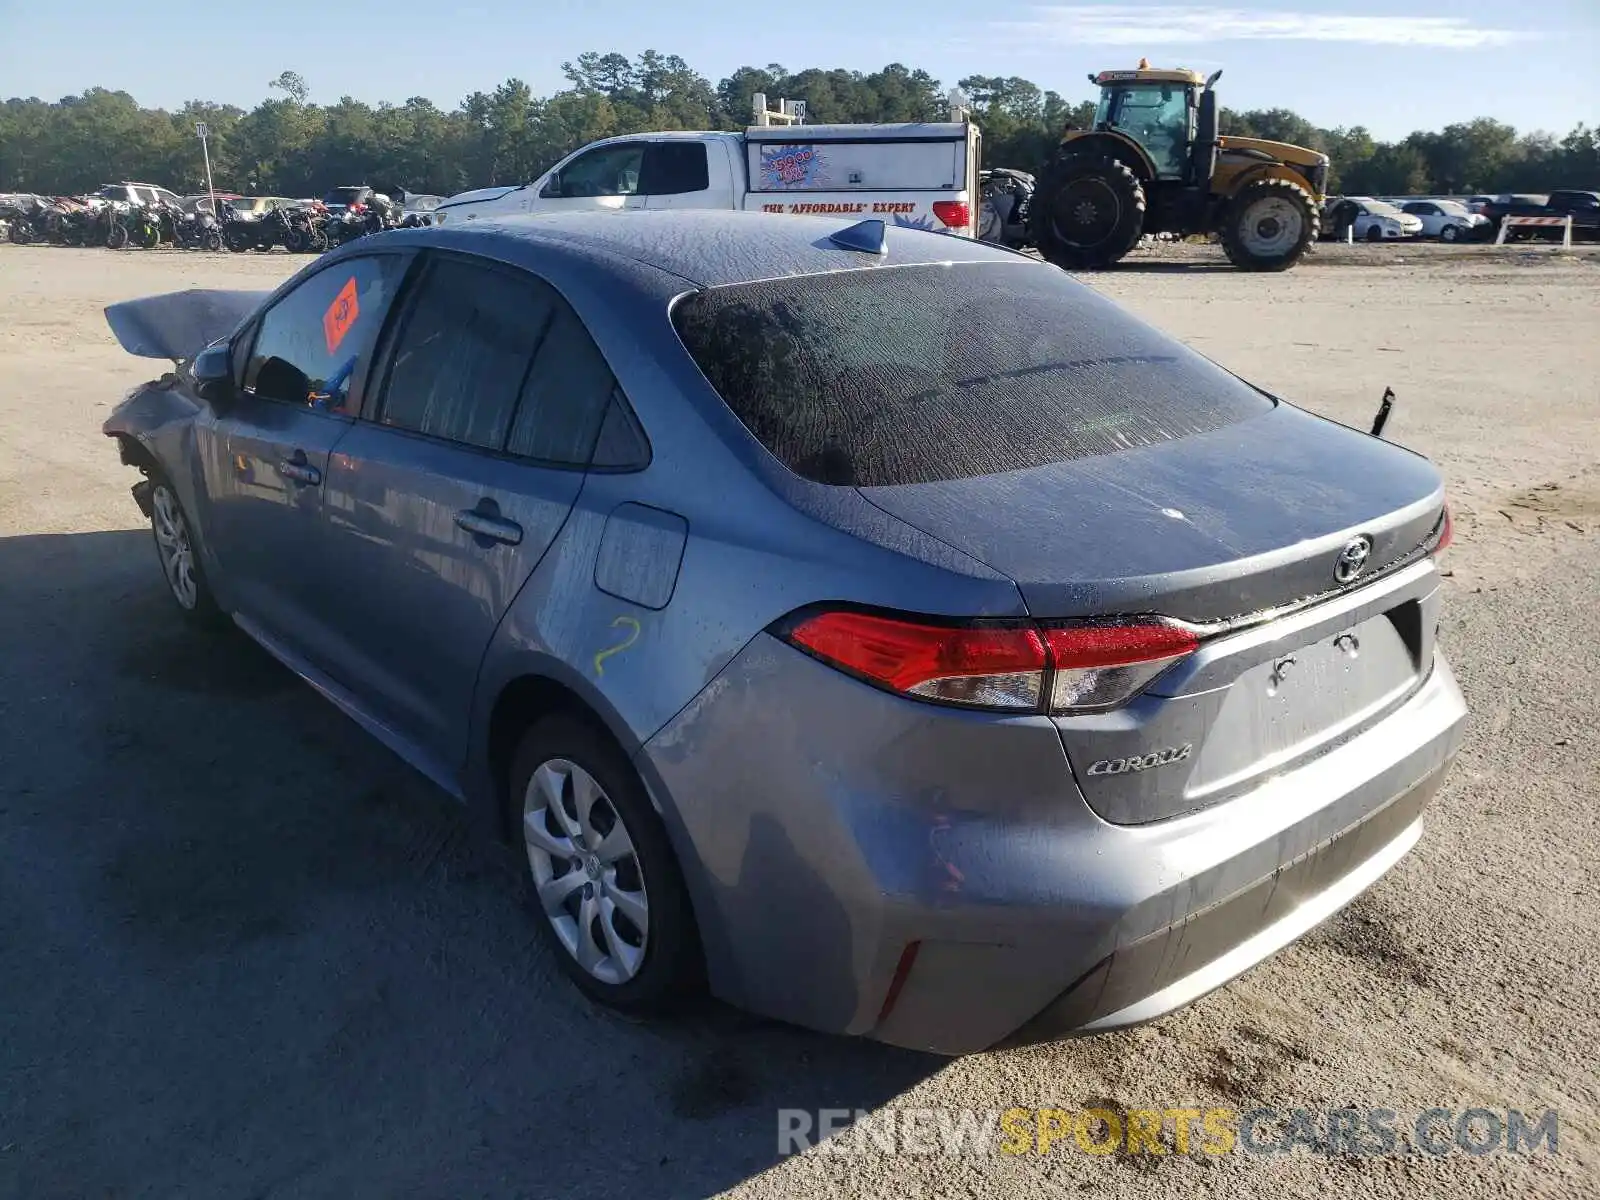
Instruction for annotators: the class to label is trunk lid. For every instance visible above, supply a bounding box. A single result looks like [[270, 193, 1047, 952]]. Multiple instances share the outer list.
[[860, 403, 1447, 826], [857, 403, 1443, 624]]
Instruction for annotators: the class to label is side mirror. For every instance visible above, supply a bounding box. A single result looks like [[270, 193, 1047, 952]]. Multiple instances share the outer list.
[[540, 173, 562, 199], [191, 342, 234, 409], [254, 355, 312, 406]]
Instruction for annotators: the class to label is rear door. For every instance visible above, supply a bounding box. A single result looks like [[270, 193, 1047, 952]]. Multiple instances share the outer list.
[[640, 141, 730, 210], [316, 251, 618, 762], [203, 251, 411, 661]]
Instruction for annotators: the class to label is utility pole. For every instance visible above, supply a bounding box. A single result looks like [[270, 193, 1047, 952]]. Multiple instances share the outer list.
[[196, 122, 217, 220]]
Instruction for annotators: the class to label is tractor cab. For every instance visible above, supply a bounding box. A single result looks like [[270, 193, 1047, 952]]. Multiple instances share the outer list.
[[1084, 62, 1219, 184], [1088, 64, 1209, 181]]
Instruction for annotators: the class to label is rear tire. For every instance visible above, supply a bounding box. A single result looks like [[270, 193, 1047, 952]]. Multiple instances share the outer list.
[[1440, 224, 1461, 243], [105, 223, 129, 250], [1031, 154, 1146, 269], [1366, 225, 1383, 243], [509, 715, 701, 1015], [1221, 177, 1319, 271]]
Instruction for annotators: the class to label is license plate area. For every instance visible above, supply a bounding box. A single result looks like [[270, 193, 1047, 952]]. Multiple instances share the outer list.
[[1184, 603, 1424, 802]]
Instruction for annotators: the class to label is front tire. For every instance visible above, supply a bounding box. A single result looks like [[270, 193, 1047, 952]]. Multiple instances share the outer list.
[[148, 475, 222, 626], [1221, 177, 1319, 271], [510, 715, 700, 1015], [1031, 154, 1146, 269], [105, 223, 129, 250], [1440, 224, 1461, 243]]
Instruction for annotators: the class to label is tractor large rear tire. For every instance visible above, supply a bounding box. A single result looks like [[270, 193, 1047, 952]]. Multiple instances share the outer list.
[[1031, 155, 1146, 270], [1221, 177, 1319, 271]]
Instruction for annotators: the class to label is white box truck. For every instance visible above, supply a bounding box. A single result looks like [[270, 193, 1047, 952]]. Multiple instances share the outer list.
[[434, 115, 982, 237]]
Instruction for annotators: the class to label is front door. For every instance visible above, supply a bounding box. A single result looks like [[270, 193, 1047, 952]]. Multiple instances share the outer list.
[[202, 252, 410, 665], [318, 252, 620, 764], [528, 141, 649, 214]]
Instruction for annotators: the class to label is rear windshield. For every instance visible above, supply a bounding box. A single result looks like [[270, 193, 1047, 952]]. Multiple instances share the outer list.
[[671, 262, 1273, 486], [324, 187, 367, 204]]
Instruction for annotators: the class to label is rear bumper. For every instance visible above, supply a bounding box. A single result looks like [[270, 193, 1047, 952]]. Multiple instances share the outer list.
[[999, 761, 1438, 1043], [639, 637, 1466, 1056]]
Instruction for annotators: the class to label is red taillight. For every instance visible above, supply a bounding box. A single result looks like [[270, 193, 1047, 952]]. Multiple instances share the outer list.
[[1043, 622, 1198, 712], [931, 200, 970, 230], [1432, 505, 1453, 555], [784, 610, 1047, 709], [780, 610, 1200, 713]]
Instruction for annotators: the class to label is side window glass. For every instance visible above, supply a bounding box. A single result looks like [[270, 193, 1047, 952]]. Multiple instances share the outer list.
[[641, 143, 710, 196], [551, 145, 645, 198], [378, 258, 555, 450], [244, 255, 405, 412], [590, 391, 651, 470], [505, 300, 616, 465]]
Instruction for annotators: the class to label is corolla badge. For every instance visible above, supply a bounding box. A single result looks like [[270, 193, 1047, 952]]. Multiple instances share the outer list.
[[1087, 745, 1193, 776], [1334, 535, 1373, 584]]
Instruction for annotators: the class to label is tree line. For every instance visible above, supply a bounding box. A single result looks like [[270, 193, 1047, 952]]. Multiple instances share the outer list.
[[2, 54, 1595, 200]]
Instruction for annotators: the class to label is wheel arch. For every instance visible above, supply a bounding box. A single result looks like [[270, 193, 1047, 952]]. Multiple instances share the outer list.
[[478, 661, 641, 842], [478, 658, 726, 999], [1058, 131, 1156, 182], [1225, 161, 1317, 197]]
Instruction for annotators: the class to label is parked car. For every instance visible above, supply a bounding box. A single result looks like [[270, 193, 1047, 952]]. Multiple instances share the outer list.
[[1398, 199, 1489, 242], [98, 181, 184, 209], [101, 211, 1464, 1055], [182, 193, 243, 216], [1477, 193, 1600, 240], [435, 121, 983, 237], [1325, 197, 1423, 242], [221, 196, 292, 222], [322, 185, 376, 215], [1550, 189, 1600, 238]]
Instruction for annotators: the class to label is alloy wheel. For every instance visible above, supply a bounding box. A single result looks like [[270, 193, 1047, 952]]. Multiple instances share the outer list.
[[151, 485, 198, 609]]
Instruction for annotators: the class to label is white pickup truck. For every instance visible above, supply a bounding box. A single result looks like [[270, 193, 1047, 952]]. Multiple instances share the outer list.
[[434, 122, 983, 237]]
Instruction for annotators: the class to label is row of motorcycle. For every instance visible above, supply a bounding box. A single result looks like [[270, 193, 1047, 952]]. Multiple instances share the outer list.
[[2, 193, 427, 253], [4, 194, 224, 250]]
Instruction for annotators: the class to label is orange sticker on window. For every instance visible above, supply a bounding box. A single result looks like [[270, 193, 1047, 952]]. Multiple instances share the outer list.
[[322, 277, 360, 353]]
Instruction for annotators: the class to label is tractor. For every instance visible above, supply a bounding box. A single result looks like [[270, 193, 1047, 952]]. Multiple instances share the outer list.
[[1030, 62, 1329, 271]]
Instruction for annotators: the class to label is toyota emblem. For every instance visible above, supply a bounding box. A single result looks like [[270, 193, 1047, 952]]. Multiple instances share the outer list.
[[1334, 536, 1373, 584]]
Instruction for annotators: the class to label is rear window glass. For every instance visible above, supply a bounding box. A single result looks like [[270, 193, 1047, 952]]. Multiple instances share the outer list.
[[671, 262, 1273, 486]]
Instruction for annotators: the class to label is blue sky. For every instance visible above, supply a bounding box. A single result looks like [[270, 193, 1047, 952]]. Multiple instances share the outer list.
[[2, 1, 1593, 138]]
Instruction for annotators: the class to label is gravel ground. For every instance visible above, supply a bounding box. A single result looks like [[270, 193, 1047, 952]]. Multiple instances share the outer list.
[[1, 241, 1597, 1199]]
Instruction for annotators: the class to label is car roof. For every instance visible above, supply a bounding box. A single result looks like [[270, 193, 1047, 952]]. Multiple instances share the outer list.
[[427, 209, 1024, 288]]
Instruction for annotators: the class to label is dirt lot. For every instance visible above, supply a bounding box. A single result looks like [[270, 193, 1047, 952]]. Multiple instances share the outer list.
[[1, 241, 1597, 1199]]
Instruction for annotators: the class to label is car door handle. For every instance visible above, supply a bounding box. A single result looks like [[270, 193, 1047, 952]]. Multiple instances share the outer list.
[[455, 509, 523, 546], [277, 459, 321, 486]]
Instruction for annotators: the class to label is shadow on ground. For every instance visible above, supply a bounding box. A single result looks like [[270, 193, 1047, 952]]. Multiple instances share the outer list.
[[0, 530, 939, 1199]]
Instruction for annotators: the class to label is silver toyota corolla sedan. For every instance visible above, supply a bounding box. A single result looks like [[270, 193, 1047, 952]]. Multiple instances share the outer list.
[[102, 210, 1466, 1055]]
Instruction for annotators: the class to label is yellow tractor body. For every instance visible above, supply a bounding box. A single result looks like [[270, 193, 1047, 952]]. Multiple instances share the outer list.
[[1033, 63, 1328, 270]]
